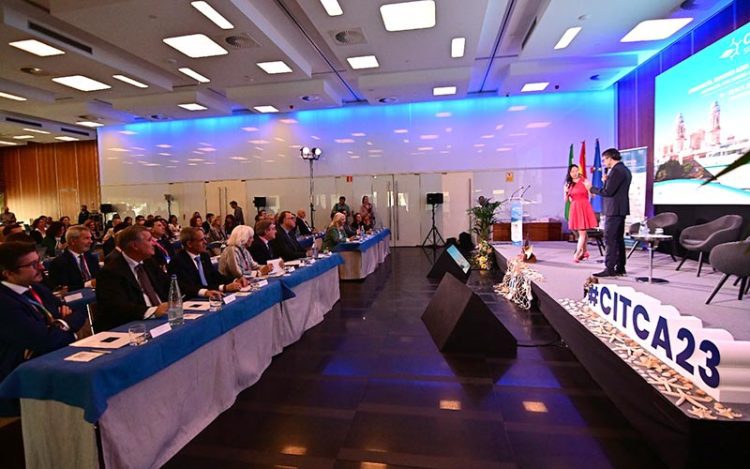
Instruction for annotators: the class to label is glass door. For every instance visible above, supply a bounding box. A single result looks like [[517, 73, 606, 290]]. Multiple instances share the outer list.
[[371, 174, 422, 246]]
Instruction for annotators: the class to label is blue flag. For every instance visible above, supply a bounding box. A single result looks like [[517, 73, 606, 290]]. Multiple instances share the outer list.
[[591, 139, 603, 213]]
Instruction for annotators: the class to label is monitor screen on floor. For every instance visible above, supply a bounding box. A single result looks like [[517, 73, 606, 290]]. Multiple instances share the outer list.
[[446, 244, 471, 274], [653, 20, 750, 205]]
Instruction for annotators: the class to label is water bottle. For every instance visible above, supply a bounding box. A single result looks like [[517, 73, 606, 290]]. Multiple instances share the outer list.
[[167, 274, 184, 327], [311, 241, 319, 259], [639, 219, 649, 236]]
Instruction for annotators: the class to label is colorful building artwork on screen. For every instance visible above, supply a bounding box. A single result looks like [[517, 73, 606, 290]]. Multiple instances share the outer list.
[[98, 90, 614, 185], [587, 283, 750, 403], [654, 20, 750, 205]]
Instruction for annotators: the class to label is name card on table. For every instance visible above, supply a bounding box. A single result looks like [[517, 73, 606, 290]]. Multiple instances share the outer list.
[[149, 323, 171, 339], [223, 293, 237, 305], [586, 283, 750, 403], [65, 350, 109, 362], [64, 292, 84, 302]]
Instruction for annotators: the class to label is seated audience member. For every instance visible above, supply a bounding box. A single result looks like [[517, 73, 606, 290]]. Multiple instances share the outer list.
[[168, 227, 244, 299], [95, 225, 170, 331], [78, 205, 90, 224], [254, 209, 266, 223], [219, 225, 271, 278], [202, 213, 214, 234], [2, 223, 24, 242], [4, 233, 33, 244], [322, 212, 349, 251], [102, 214, 122, 241], [189, 214, 204, 233], [208, 215, 227, 243], [349, 212, 366, 235], [146, 219, 174, 270], [1, 207, 17, 225], [41, 222, 66, 258], [0, 242, 83, 389], [272, 211, 307, 261], [103, 221, 130, 258], [135, 215, 146, 226], [48, 225, 99, 291], [167, 215, 181, 242], [30, 217, 47, 245], [82, 218, 100, 241], [295, 209, 313, 236], [250, 220, 282, 265], [362, 213, 374, 232], [146, 214, 155, 224], [122, 216, 133, 227], [223, 214, 237, 235]]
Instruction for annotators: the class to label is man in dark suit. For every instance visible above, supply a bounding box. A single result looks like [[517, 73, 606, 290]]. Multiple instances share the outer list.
[[48, 225, 100, 291], [77, 205, 90, 225], [272, 211, 307, 261], [146, 219, 174, 270], [168, 227, 244, 299], [95, 226, 170, 331], [230, 200, 245, 226], [250, 220, 281, 265], [295, 209, 313, 236], [0, 242, 82, 390], [586, 148, 632, 277]]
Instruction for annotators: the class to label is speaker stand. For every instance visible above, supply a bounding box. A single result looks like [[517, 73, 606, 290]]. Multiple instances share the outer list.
[[421, 203, 445, 249]]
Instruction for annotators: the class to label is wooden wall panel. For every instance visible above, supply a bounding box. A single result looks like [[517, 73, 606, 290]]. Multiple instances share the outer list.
[[0, 140, 100, 224]]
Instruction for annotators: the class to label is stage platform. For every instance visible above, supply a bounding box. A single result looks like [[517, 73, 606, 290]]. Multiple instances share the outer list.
[[493, 241, 750, 340], [492, 241, 750, 468]]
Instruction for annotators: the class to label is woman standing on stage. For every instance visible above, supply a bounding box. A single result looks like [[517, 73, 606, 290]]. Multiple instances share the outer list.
[[565, 164, 598, 262]]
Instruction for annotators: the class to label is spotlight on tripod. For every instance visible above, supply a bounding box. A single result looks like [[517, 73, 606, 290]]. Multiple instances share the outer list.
[[422, 192, 445, 249]]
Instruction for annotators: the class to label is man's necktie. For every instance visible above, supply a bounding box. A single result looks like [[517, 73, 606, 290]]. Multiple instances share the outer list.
[[79, 254, 92, 281], [267, 243, 274, 259], [25, 287, 54, 324], [135, 264, 161, 306], [194, 256, 208, 286]]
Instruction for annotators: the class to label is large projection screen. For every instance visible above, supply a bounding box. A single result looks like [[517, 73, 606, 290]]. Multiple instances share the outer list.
[[653, 21, 750, 205]]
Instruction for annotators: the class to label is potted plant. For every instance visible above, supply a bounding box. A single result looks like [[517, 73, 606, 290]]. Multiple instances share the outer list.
[[467, 196, 502, 269]]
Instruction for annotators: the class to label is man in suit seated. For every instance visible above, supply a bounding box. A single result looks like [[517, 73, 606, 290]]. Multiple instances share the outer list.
[[48, 225, 100, 291], [250, 220, 282, 266], [95, 226, 170, 331], [0, 242, 83, 394], [272, 211, 307, 261], [295, 209, 313, 236], [168, 227, 245, 299], [145, 219, 174, 270]]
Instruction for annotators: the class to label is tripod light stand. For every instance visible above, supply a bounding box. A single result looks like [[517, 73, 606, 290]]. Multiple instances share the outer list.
[[300, 146, 322, 229], [422, 202, 445, 249]]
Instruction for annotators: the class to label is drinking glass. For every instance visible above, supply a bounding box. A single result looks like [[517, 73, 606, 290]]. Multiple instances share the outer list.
[[209, 292, 223, 312], [128, 323, 148, 346]]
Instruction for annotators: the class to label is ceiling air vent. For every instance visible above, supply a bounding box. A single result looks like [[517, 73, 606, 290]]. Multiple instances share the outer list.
[[330, 28, 367, 46], [28, 21, 92, 54], [5, 116, 42, 127], [223, 33, 260, 49], [61, 127, 90, 136], [378, 97, 398, 104]]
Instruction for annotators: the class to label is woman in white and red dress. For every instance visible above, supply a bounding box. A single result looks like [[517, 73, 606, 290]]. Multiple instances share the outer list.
[[564, 164, 598, 262]]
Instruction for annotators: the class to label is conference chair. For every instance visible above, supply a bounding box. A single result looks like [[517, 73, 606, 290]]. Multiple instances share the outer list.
[[676, 214, 744, 277], [706, 238, 750, 304], [86, 303, 99, 336], [627, 212, 679, 260]]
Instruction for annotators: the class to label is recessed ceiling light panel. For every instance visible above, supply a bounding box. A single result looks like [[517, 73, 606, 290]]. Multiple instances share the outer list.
[[55, 136, 79, 141], [9, 39, 65, 57], [451, 37, 465, 58], [178, 67, 211, 83], [52, 75, 111, 92], [254, 105, 279, 113], [23, 128, 50, 134], [163, 33, 228, 58], [191, 1, 234, 29], [521, 82, 549, 92], [380, 1, 436, 32], [12, 135, 34, 139], [76, 121, 104, 128], [0, 91, 27, 101], [320, 0, 343, 16], [178, 103, 208, 111], [256, 61, 293, 74], [554, 27, 582, 50], [621, 18, 693, 42], [433, 86, 456, 96], [347, 55, 380, 69], [112, 74, 149, 88]]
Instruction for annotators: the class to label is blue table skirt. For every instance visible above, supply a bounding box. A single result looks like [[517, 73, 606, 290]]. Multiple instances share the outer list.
[[0, 281, 286, 423], [333, 228, 390, 253]]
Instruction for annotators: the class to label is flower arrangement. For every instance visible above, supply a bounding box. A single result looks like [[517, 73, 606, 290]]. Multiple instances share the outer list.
[[471, 239, 495, 270], [467, 196, 501, 270]]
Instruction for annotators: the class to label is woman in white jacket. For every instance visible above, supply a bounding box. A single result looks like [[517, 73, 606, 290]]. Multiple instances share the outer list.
[[219, 225, 271, 278]]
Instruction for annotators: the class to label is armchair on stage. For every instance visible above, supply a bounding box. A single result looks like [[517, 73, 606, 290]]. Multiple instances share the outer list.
[[706, 237, 750, 304], [676, 215, 744, 277]]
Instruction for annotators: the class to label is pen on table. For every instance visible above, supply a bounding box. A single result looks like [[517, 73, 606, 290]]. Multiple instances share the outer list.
[[91, 350, 112, 354]]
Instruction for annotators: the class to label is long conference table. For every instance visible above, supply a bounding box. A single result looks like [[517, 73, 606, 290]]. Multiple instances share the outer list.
[[334, 228, 391, 280], [0, 254, 344, 469]]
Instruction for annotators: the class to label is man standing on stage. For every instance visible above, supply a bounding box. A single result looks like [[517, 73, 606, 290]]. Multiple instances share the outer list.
[[585, 148, 632, 278]]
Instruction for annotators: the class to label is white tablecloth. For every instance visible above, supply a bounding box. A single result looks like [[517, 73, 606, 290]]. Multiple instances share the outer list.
[[338, 235, 391, 280]]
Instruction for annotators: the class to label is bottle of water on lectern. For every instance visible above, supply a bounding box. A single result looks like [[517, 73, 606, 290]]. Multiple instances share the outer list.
[[167, 274, 184, 327]]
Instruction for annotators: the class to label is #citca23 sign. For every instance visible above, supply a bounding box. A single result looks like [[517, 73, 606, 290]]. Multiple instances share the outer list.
[[586, 283, 750, 403]]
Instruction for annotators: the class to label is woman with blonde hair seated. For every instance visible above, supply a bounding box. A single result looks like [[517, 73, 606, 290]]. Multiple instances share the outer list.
[[218, 225, 271, 278], [322, 212, 350, 251]]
